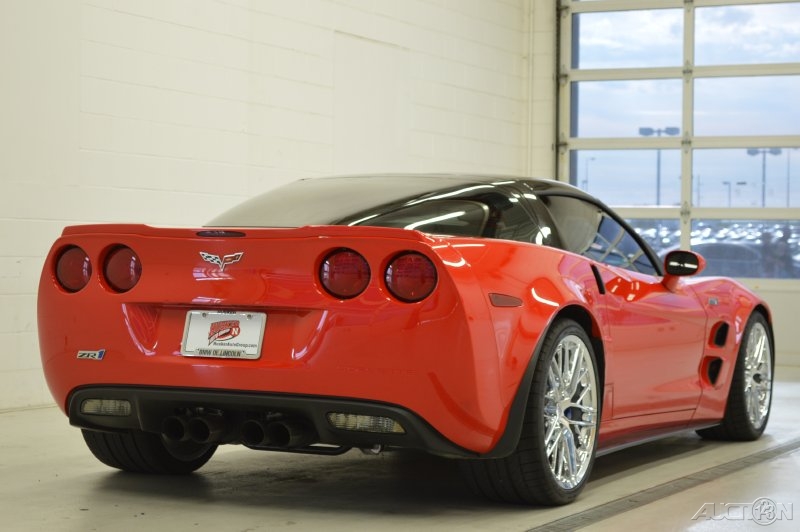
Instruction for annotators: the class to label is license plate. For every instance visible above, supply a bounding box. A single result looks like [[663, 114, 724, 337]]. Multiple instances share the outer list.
[[181, 310, 267, 359]]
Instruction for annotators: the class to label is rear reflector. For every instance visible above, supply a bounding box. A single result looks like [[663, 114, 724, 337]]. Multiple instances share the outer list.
[[103, 246, 142, 292], [326, 413, 406, 434], [384, 252, 437, 302], [319, 248, 370, 299], [55, 246, 92, 292], [80, 399, 131, 417]]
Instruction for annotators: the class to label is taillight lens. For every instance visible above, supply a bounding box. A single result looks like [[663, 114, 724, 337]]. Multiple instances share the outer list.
[[320, 249, 370, 299], [385, 252, 437, 302], [55, 246, 92, 292], [103, 246, 142, 292]]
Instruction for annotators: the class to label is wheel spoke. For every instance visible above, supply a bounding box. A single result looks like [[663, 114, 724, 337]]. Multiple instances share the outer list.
[[742, 322, 772, 429], [565, 344, 582, 396], [545, 419, 562, 457], [543, 333, 598, 491], [560, 427, 578, 485], [574, 381, 594, 408]]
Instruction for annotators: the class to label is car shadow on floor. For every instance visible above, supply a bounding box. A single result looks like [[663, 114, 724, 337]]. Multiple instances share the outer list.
[[88, 433, 723, 516], [92, 449, 491, 515]]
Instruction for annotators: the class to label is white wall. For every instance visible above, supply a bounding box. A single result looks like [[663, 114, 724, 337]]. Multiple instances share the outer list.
[[0, 0, 542, 409], [742, 281, 800, 368]]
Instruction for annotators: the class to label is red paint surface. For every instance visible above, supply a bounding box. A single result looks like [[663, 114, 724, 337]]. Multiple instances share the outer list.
[[38, 224, 769, 454]]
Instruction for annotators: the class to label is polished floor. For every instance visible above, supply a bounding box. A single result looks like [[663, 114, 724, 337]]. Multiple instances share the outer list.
[[2, 368, 799, 531]]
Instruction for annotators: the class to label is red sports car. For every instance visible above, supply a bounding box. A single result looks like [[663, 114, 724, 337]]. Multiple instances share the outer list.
[[38, 175, 774, 505]]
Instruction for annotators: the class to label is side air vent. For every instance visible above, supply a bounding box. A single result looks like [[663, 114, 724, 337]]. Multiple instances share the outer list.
[[706, 358, 723, 385], [711, 322, 729, 347], [590, 264, 606, 295]]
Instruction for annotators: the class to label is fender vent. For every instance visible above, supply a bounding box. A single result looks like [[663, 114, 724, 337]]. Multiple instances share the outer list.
[[706, 358, 723, 385], [710, 322, 729, 347], [590, 264, 606, 295]]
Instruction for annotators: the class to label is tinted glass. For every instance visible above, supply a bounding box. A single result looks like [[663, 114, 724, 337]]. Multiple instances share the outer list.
[[542, 195, 658, 275], [208, 176, 499, 227], [354, 200, 490, 236], [353, 194, 543, 243], [210, 176, 547, 244]]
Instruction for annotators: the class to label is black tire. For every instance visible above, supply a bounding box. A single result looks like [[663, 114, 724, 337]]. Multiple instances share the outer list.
[[697, 312, 773, 441], [460, 319, 600, 505], [82, 429, 217, 474]]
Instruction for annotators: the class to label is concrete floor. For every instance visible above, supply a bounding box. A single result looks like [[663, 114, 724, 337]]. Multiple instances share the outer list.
[[3, 368, 799, 531]]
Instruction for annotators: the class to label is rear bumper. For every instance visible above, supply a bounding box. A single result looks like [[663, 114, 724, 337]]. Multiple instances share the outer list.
[[68, 386, 477, 458]]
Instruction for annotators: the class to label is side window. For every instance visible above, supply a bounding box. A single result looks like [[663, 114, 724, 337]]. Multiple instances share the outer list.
[[542, 195, 658, 275], [486, 193, 547, 244]]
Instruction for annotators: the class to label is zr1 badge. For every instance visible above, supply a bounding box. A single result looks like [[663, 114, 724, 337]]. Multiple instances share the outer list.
[[77, 349, 106, 360]]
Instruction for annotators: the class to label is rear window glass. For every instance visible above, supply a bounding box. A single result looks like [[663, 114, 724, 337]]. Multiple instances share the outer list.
[[353, 200, 489, 237]]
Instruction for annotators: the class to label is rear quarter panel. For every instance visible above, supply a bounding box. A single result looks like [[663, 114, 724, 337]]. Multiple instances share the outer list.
[[38, 226, 604, 454], [435, 238, 606, 429]]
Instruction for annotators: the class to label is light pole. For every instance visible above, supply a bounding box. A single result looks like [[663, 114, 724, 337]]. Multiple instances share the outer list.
[[582, 156, 595, 191], [722, 180, 747, 207], [787, 148, 799, 208], [639, 126, 680, 205], [747, 147, 782, 207]]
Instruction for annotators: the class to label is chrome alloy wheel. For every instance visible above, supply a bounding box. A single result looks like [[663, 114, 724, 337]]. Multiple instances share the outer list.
[[743, 321, 772, 430], [543, 334, 598, 490]]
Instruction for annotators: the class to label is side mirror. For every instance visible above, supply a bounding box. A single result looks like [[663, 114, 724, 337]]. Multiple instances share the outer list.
[[662, 250, 706, 290]]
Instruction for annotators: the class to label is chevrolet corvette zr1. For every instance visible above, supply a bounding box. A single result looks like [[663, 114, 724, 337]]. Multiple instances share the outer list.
[[38, 175, 774, 505]]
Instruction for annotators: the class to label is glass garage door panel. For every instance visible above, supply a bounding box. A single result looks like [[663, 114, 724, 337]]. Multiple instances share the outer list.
[[696, 3, 800, 66], [572, 9, 683, 69], [572, 149, 681, 207], [694, 76, 800, 136], [693, 148, 799, 208], [572, 80, 682, 138], [627, 218, 681, 258], [691, 220, 799, 279]]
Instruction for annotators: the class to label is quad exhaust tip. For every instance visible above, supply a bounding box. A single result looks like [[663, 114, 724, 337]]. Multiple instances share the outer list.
[[161, 414, 318, 448]]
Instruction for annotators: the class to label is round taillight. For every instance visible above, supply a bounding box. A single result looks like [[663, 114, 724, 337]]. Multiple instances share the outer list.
[[385, 252, 437, 302], [103, 246, 142, 292], [320, 249, 370, 299], [55, 246, 92, 292]]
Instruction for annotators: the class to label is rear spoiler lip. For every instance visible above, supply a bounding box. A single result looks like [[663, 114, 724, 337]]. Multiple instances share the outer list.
[[60, 224, 443, 243]]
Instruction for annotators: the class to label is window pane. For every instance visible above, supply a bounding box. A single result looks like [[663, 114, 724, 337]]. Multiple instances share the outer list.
[[691, 220, 799, 278], [572, 149, 681, 207], [628, 218, 681, 258], [694, 76, 800, 136], [696, 3, 800, 66], [693, 148, 799, 208], [572, 80, 682, 138], [357, 199, 490, 236], [542, 195, 657, 274], [573, 9, 683, 69]]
